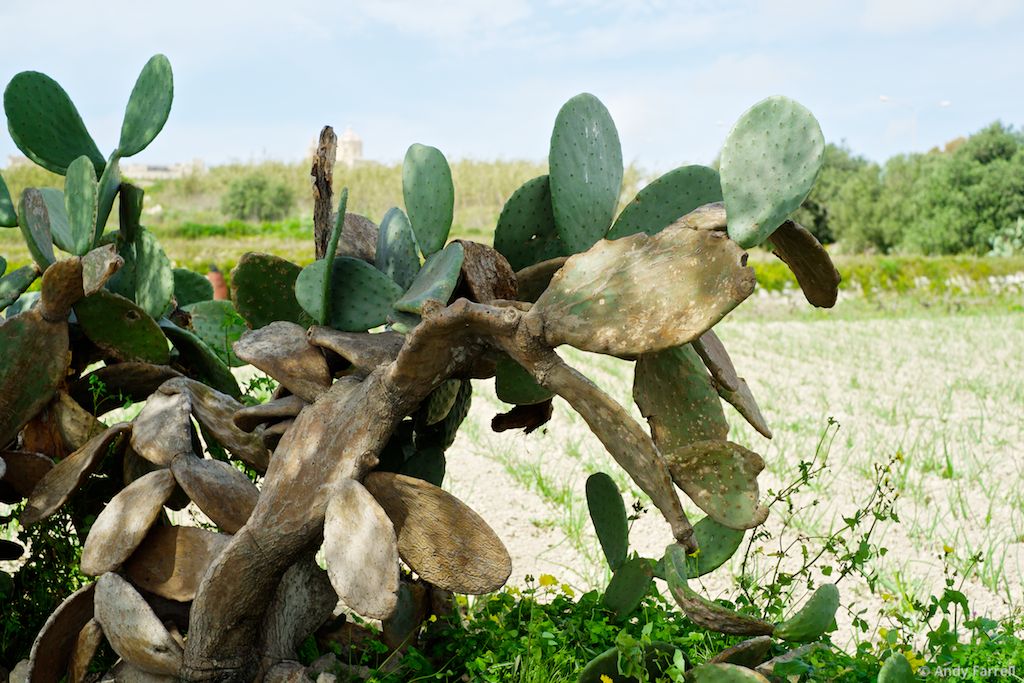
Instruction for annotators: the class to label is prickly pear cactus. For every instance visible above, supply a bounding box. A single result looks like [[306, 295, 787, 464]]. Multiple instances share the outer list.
[[2, 58, 838, 680]]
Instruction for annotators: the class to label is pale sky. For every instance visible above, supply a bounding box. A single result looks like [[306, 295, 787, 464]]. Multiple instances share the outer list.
[[1, 1, 1021, 171]]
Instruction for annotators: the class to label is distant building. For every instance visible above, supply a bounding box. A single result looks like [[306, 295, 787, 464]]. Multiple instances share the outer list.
[[338, 126, 363, 168], [121, 158, 206, 184]]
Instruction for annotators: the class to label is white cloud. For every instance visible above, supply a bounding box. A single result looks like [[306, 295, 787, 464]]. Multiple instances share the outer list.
[[860, 0, 1021, 32]]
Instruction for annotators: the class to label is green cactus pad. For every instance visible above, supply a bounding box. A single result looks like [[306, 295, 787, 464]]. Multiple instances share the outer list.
[[118, 184, 145, 243], [398, 445, 446, 487], [231, 252, 309, 329], [415, 378, 472, 451], [664, 544, 774, 636], [134, 228, 174, 319], [17, 189, 56, 268], [665, 440, 767, 531], [0, 256, 5, 277], [105, 235, 136, 301], [159, 319, 240, 398], [294, 260, 329, 325], [3, 71, 105, 175], [0, 309, 70, 447], [375, 207, 421, 289], [0, 174, 16, 227], [549, 93, 623, 253], [95, 154, 121, 241], [325, 257, 405, 332], [118, 54, 174, 157], [423, 379, 461, 426], [585, 472, 629, 571], [0, 265, 40, 313], [602, 556, 655, 620], [685, 663, 770, 682], [577, 643, 678, 683], [64, 156, 99, 256], [388, 309, 421, 335], [36, 188, 74, 255], [173, 268, 214, 307], [74, 290, 169, 364], [183, 300, 248, 367], [685, 516, 745, 578], [720, 97, 825, 248], [773, 583, 839, 643], [494, 175, 567, 271], [528, 224, 755, 358], [877, 653, 914, 683], [634, 344, 729, 450], [495, 356, 553, 405], [393, 242, 464, 314], [402, 143, 454, 257], [608, 166, 723, 240]]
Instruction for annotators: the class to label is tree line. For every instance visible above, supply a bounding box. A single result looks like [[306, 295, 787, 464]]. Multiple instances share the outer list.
[[793, 122, 1024, 255]]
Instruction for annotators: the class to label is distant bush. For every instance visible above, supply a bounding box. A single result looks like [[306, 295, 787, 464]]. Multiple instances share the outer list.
[[220, 170, 296, 221]]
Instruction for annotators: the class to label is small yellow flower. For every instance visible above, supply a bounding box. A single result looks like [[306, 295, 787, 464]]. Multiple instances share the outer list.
[[687, 548, 701, 559], [561, 583, 575, 598], [878, 627, 888, 639], [600, 676, 614, 683], [895, 450, 904, 463], [943, 544, 954, 554], [880, 592, 895, 602], [428, 614, 438, 623], [904, 650, 925, 672], [539, 573, 557, 587]]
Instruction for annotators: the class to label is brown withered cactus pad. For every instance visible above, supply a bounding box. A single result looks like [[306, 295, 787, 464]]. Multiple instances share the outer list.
[[364, 472, 512, 595], [233, 321, 332, 402], [528, 219, 755, 358], [160, 377, 270, 472], [260, 553, 337, 661], [691, 329, 740, 393], [21, 422, 131, 526], [94, 572, 184, 674], [769, 220, 841, 308], [665, 440, 769, 531], [233, 394, 307, 433], [707, 635, 774, 668], [170, 455, 259, 533], [514, 256, 567, 303], [130, 392, 194, 467], [454, 239, 518, 303], [124, 525, 231, 602], [307, 327, 405, 377], [27, 582, 96, 682], [80, 469, 178, 576], [324, 479, 400, 620], [715, 376, 773, 439], [0, 450, 53, 502], [68, 618, 105, 683]]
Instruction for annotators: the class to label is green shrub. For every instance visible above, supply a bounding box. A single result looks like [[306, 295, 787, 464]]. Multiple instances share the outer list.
[[220, 170, 296, 221]]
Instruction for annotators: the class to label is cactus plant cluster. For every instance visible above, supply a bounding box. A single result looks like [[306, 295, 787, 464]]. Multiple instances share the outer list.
[[0, 55, 877, 683]]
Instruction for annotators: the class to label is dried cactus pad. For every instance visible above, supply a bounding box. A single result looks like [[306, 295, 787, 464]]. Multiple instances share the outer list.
[[720, 96, 825, 248], [715, 376, 773, 440], [170, 455, 259, 533], [26, 583, 95, 683], [687, 664, 771, 682], [634, 344, 729, 450], [691, 329, 740, 393], [768, 220, 841, 308], [94, 572, 183, 674], [549, 93, 623, 253], [493, 175, 567, 271], [402, 143, 454, 257], [324, 479, 400, 620], [608, 165, 723, 240], [529, 222, 755, 357], [3, 70, 105, 174], [80, 469, 178, 576], [123, 525, 230, 602], [118, 54, 174, 158], [665, 440, 767, 531], [364, 472, 511, 594], [773, 583, 839, 642]]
